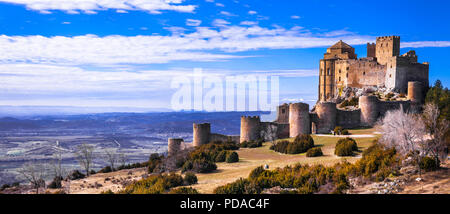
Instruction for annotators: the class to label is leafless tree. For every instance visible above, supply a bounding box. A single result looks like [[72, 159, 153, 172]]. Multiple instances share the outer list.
[[378, 107, 427, 176], [75, 143, 95, 176], [118, 152, 128, 168], [422, 103, 449, 165], [51, 143, 67, 179], [17, 162, 47, 194], [104, 148, 119, 171]]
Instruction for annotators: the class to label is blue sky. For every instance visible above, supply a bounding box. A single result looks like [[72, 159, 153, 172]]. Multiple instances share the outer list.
[[0, 0, 449, 111]]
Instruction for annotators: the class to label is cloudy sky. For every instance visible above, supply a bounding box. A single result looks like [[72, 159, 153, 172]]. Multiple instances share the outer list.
[[0, 0, 449, 111]]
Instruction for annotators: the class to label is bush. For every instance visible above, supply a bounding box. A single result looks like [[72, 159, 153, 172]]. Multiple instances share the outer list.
[[148, 153, 164, 173], [183, 172, 198, 185], [353, 142, 400, 181], [306, 147, 323, 157], [226, 152, 239, 163], [120, 173, 184, 194], [420, 156, 439, 172], [213, 178, 262, 194], [342, 129, 350, 135], [68, 170, 85, 180], [169, 187, 199, 194], [335, 138, 358, 157], [240, 140, 263, 148], [215, 150, 227, 162], [248, 166, 265, 180], [182, 159, 217, 173], [100, 189, 114, 194], [270, 135, 314, 154], [339, 97, 359, 108], [48, 176, 63, 189], [98, 166, 113, 173]]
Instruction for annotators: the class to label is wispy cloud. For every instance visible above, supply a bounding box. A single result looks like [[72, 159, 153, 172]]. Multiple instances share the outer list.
[[401, 41, 450, 48], [0, 0, 197, 14], [186, 19, 202, 26]]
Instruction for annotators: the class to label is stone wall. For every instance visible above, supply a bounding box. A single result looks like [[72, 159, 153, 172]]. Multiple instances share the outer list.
[[336, 109, 361, 129]]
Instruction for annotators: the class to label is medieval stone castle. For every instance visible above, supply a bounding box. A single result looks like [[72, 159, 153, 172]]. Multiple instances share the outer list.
[[167, 36, 429, 156]]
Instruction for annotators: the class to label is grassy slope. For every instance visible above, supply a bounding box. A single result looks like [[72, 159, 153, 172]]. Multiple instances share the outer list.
[[192, 128, 379, 193]]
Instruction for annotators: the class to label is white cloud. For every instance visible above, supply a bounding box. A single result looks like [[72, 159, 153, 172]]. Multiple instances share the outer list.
[[248, 10, 257, 15], [212, 19, 230, 27], [0, 26, 447, 66], [240, 21, 258, 26], [220, 11, 236, 16], [0, 0, 196, 14], [291, 15, 301, 19], [186, 19, 202, 26], [215, 3, 224, 7], [401, 41, 450, 48], [62, 21, 71, 25]]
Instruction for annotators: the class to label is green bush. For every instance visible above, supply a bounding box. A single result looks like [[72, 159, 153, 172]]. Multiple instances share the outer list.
[[306, 147, 323, 157], [183, 172, 198, 185], [215, 150, 227, 162], [213, 178, 262, 194], [270, 135, 314, 154], [120, 173, 184, 194], [342, 129, 350, 135], [339, 97, 359, 108], [353, 142, 399, 181], [248, 166, 265, 180], [148, 153, 164, 173], [68, 170, 85, 180], [169, 187, 199, 194], [226, 151, 239, 163], [335, 138, 358, 157], [48, 176, 63, 189], [98, 166, 113, 173], [420, 156, 439, 172], [240, 140, 263, 148]]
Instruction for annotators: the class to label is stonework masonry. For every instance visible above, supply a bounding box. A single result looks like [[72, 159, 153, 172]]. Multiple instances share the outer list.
[[168, 35, 429, 154]]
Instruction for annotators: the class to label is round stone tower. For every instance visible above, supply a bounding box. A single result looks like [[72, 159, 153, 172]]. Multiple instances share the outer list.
[[359, 95, 379, 127], [240, 116, 261, 143], [315, 102, 337, 134], [193, 123, 211, 147], [407, 81, 423, 103], [289, 103, 310, 137], [168, 138, 183, 156]]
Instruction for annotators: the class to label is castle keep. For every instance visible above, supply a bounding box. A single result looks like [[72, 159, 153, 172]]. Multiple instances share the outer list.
[[167, 35, 429, 153], [319, 36, 428, 101]]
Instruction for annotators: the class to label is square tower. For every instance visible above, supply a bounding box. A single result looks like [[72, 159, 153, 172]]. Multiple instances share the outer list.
[[375, 36, 400, 65]]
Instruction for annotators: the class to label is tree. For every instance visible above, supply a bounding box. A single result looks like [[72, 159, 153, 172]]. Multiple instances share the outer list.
[[17, 162, 47, 194], [422, 103, 449, 165], [118, 152, 128, 167], [75, 144, 95, 176], [378, 107, 427, 176], [104, 148, 119, 171], [425, 79, 450, 120]]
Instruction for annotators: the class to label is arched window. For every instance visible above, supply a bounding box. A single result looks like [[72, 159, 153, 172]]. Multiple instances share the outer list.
[[346, 73, 348, 78], [339, 69, 341, 73], [346, 67, 349, 71], [363, 72, 366, 75], [327, 68, 330, 75], [339, 77, 341, 81]]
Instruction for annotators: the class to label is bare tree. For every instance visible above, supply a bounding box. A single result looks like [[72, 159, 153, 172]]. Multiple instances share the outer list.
[[378, 107, 427, 176], [17, 162, 47, 194], [422, 103, 449, 165], [75, 144, 95, 176], [51, 143, 66, 179], [104, 148, 119, 171], [118, 152, 128, 168]]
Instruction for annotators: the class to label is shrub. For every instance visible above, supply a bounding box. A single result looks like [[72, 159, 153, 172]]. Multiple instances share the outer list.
[[226, 151, 239, 163], [89, 170, 96, 175], [98, 166, 113, 173], [213, 178, 262, 194], [399, 93, 406, 98], [306, 147, 323, 157], [240, 140, 263, 148], [335, 138, 358, 157], [148, 153, 164, 173], [48, 176, 63, 189], [68, 170, 85, 180], [342, 129, 350, 135], [334, 126, 343, 135], [270, 135, 314, 154], [169, 187, 199, 194], [183, 172, 198, 185], [120, 173, 184, 194], [100, 189, 114, 194], [353, 142, 400, 181], [182, 159, 217, 173], [339, 97, 359, 108], [248, 166, 265, 180], [215, 150, 227, 162], [420, 156, 439, 172], [386, 92, 395, 99]]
